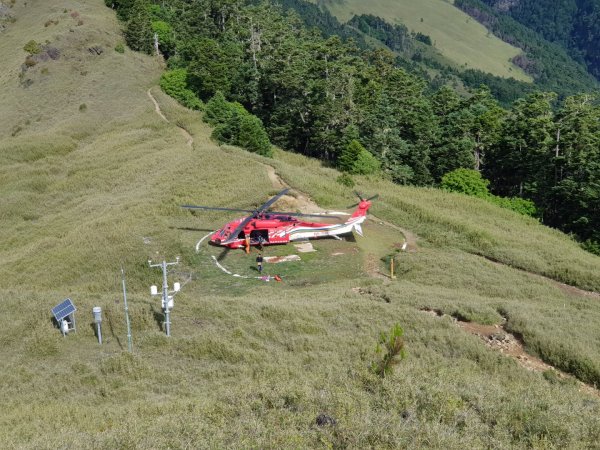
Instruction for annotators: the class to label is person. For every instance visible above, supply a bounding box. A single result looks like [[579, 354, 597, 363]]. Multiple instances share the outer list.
[[256, 253, 264, 273]]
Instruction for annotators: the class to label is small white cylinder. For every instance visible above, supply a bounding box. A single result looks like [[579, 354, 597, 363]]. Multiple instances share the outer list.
[[92, 306, 102, 323], [150, 285, 158, 296], [61, 319, 69, 335], [173, 282, 181, 292]]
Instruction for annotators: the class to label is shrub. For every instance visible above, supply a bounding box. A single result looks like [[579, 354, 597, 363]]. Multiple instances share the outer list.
[[159, 69, 202, 110], [581, 239, 600, 256], [371, 323, 406, 378], [338, 139, 380, 175], [79, 103, 87, 112], [489, 195, 537, 217], [23, 40, 41, 54], [442, 168, 537, 217], [441, 168, 490, 198], [24, 56, 37, 67], [236, 113, 272, 157], [114, 42, 125, 53]]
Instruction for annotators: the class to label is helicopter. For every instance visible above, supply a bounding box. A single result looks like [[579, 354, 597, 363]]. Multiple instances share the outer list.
[[181, 189, 377, 252]]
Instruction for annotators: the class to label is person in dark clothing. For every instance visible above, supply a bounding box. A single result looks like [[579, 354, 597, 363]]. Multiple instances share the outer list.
[[256, 253, 264, 273]]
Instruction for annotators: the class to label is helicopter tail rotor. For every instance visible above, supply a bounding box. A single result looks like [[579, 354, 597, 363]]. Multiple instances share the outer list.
[[347, 192, 379, 209]]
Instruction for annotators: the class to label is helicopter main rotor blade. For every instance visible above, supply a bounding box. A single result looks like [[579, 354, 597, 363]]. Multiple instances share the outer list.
[[257, 188, 290, 214], [220, 189, 290, 245], [181, 205, 255, 214], [221, 215, 255, 245], [266, 211, 341, 219]]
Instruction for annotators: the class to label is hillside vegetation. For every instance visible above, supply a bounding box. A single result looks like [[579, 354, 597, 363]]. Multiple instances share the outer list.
[[316, 0, 532, 81], [2, 0, 600, 448]]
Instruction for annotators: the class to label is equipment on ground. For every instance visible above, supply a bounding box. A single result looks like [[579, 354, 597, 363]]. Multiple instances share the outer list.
[[51, 298, 77, 336], [92, 306, 102, 344], [182, 190, 377, 252]]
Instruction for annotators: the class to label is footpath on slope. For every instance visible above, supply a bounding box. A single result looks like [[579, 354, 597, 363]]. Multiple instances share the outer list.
[[421, 308, 600, 398], [147, 88, 193, 148]]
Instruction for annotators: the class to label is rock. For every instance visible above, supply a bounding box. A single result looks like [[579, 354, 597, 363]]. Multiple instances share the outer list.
[[88, 46, 103, 55], [316, 414, 336, 427]]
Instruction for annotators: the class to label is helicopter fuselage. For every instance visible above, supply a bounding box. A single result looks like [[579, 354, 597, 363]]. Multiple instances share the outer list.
[[210, 201, 371, 248]]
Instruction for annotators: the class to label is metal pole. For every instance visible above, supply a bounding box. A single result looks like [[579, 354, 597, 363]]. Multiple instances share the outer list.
[[149, 257, 178, 337], [162, 260, 171, 337], [121, 267, 133, 352], [96, 322, 102, 344]]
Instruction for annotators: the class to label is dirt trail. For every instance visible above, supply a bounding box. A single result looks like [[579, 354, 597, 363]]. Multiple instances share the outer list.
[[147, 88, 193, 148], [369, 215, 418, 252], [260, 162, 419, 251], [421, 308, 599, 398], [260, 163, 329, 214]]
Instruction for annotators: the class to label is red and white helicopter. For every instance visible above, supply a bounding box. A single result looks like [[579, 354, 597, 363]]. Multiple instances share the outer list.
[[182, 189, 377, 252]]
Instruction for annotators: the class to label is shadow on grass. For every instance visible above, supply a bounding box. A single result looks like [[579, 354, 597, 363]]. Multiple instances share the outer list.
[[152, 308, 164, 332], [105, 314, 123, 350]]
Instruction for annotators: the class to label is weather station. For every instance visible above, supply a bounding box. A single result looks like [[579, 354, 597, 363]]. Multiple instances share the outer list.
[[149, 257, 181, 337], [51, 298, 77, 337]]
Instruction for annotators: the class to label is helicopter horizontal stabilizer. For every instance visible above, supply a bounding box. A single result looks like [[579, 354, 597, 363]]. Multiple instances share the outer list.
[[353, 223, 363, 237]]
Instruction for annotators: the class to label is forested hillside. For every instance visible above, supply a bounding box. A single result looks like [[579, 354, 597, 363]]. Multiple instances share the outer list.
[[454, 0, 598, 95], [110, 0, 600, 252], [480, 0, 600, 80]]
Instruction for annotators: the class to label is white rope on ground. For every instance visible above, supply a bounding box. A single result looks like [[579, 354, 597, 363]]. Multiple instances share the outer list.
[[196, 231, 263, 280]]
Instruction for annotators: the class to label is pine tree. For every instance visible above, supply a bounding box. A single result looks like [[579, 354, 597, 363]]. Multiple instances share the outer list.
[[124, 0, 154, 54]]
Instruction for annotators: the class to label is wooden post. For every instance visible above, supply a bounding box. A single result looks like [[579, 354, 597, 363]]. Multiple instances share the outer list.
[[390, 257, 395, 279]]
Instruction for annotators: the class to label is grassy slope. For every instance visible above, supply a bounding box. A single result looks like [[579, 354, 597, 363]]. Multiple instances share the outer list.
[[2, 1, 600, 448], [318, 0, 532, 82]]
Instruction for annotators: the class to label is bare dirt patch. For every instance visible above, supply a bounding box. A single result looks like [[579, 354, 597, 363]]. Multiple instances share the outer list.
[[421, 308, 599, 397]]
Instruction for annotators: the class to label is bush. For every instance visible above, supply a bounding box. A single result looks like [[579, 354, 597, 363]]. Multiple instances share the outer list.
[[114, 42, 125, 53], [338, 139, 380, 175], [236, 114, 272, 157], [23, 40, 41, 54], [489, 196, 537, 217], [441, 168, 490, 198], [442, 168, 537, 217], [581, 239, 600, 256], [159, 69, 203, 110]]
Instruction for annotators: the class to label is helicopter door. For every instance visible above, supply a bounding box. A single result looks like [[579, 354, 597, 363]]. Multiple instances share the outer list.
[[250, 230, 269, 244]]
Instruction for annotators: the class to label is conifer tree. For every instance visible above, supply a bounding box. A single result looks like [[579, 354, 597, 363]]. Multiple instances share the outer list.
[[124, 0, 153, 54]]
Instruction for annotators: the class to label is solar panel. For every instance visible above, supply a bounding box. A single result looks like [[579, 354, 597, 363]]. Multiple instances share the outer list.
[[52, 298, 76, 322]]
